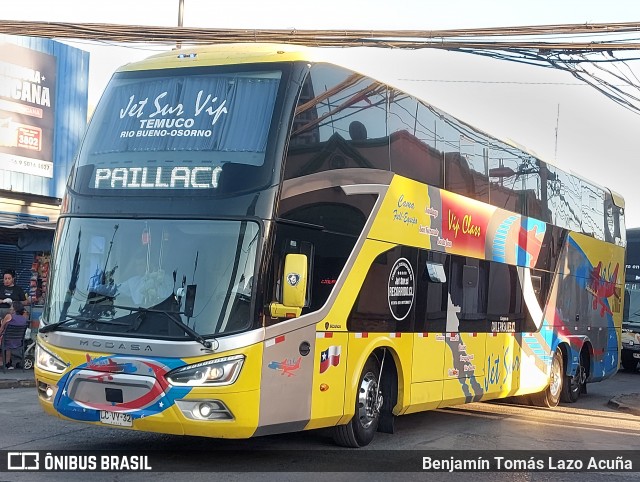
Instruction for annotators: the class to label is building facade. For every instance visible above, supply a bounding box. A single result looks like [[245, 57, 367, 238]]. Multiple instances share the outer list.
[[0, 34, 89, 308]]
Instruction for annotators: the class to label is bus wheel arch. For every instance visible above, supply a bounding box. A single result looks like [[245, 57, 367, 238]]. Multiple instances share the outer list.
[[561, 344, 590, 403], [530, 347, 565, 408], [375, 346, 398, 435], [333, 346, 398, 447]]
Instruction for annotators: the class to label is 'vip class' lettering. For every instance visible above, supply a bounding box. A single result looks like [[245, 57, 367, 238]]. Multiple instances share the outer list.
[[448, 211, 481, 238]]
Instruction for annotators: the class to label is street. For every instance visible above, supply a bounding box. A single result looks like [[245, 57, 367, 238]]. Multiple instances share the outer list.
[[0, 370, 639, 481]]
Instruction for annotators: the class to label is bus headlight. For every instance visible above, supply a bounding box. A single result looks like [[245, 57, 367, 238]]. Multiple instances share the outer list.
[[165, 354, 245, 386], [35, 344, 67, 374]]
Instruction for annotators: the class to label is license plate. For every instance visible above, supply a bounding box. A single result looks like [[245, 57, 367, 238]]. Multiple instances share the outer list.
[[100, 411, 132, 427], [633, 353, 640, 359]]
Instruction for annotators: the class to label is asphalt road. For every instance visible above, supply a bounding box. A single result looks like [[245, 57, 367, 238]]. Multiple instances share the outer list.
[[1, 370, 639, 481]]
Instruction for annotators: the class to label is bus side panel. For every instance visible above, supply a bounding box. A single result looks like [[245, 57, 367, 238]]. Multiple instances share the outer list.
[[411, 332, 445, 383], [338, 334, 413, 425], [440, 332, 486, 406], [307, 239, 399, 429], [481, 332, 522, 400], [514, 230, 624, 394], [559, 233, 623, 379], [305, 331, 349, 430], [406, 332, 445, 414], [256, 324, 317, 436]]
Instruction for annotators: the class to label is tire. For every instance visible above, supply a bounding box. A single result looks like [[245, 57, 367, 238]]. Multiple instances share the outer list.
[[530, 350, 563, 408], [561, 350, 587, 403], [333, 357, 382, 447], [621, 352, 638, 372], [22, 356, 34, 370]]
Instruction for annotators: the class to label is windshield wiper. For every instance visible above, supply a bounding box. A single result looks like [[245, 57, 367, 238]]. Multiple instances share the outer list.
[[112, 304, 214, 350], [40, 314, 132, 333]]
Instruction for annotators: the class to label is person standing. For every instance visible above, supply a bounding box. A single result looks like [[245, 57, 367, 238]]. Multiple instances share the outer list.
[[0, 300, 28, 369], [0, 269, 29, 320]]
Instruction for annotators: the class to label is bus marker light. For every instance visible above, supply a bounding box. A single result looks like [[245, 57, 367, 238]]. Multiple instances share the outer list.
[[320, 384, 329, 392]]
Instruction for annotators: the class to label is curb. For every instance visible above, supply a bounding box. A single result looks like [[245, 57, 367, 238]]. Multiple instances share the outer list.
[[0, 378, 36, 389], [608, 394, 640, 416]]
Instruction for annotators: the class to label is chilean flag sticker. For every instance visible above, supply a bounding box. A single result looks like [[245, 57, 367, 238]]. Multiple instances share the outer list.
[[319, 345, 342, 373]]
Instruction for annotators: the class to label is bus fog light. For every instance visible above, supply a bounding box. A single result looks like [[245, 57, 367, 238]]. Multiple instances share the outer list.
[[37, 381, 57, 401], [198, 402, 214, 418], [176, 399, 233, 421]]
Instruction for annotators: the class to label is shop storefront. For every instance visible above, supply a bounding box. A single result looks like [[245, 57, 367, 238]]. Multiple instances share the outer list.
[[0, 194, 58, 319]]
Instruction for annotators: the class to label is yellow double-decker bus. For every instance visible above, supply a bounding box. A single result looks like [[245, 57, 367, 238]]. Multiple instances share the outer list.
[[35, 44, 625, 447]]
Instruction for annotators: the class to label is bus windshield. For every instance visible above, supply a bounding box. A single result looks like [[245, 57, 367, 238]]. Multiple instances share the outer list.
[[72, 67, 282, 194], [625, 283, 640, 325], [44, 218, 259, 338]]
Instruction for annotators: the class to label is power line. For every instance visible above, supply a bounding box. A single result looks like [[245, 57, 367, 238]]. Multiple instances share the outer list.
[[3, 20, 640, 114], [2, 20, 640, 49]]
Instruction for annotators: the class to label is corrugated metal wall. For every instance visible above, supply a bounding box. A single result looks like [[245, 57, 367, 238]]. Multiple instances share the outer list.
[[0, 34, 89, 199], [0, 245, 37, 296]]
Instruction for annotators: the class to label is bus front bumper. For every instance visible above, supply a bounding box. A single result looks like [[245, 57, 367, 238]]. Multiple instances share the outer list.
[[35, 369, 261, 439]]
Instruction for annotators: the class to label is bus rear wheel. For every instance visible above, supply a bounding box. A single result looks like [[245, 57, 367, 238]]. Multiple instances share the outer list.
[[561, 350, 587, 403], [333, 357, 382, 448], [530, 349, 563, 408]]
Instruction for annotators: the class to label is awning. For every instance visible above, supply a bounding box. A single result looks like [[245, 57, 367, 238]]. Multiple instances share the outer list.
[[0, 222, 56, 250]]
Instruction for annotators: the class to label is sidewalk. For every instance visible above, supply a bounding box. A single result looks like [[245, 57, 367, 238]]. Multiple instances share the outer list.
[[608, 393, 640, 416], [0, 368, 36, 389]]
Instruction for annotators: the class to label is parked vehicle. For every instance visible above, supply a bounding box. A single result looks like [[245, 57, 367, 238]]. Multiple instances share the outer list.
[[623, 228, 640, 372]]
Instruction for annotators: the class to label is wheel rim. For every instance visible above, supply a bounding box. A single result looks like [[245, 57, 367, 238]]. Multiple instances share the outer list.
[[23, 358, 33, 370], [356, 371, 382, 429], [549, 354, 562, 398]]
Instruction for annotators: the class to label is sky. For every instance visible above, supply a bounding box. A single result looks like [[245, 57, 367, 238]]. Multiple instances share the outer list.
[[4, 0, 640, 227]]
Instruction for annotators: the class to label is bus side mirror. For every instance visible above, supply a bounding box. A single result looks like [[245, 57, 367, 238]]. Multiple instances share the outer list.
[[269, 253, 308, 318]]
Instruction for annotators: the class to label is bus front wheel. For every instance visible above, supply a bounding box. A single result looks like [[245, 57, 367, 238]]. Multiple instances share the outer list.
[[333, 357, 382, 448], [530, 349, 563, 408]]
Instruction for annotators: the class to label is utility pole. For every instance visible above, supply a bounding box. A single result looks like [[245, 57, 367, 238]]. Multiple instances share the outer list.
[[554, 103, 560, 161], [176, 0, 185, 50]]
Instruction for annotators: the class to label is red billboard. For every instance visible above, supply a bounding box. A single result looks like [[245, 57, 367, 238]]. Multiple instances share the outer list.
[[0, 43, 56, 178]]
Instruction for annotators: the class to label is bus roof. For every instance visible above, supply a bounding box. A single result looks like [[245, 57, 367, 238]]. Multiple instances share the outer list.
[[119, 44, 549, 157], [115, 43, 616, 198]]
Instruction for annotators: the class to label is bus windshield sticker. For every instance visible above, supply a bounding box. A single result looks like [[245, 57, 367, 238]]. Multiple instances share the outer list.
[[91, 73, 280, 158]]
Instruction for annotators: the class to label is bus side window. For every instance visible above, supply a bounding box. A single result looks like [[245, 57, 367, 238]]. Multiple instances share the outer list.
[[487, 262, 525, 324], [415, 251, 449, 333], [284, 64, 390, 180], [449, 256, 488, 328], [348, 247, 416, 333]]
